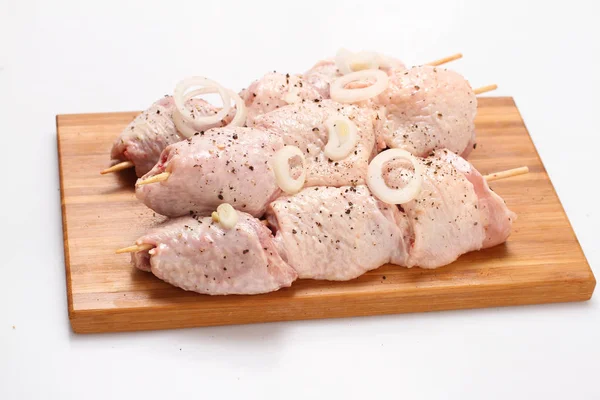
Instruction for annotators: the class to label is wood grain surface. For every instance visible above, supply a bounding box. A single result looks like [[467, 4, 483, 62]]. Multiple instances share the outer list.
[[57, 97, 595, 334]]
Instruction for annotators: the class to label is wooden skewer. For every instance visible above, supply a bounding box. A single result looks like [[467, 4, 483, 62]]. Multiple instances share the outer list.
[[474, 84, 498, 95], [426, 53, 463, 66], [100, 161, 135, 175], [484, 166, 529, 182], [136, 172, 171, 186], [115, 243, 155, 254]]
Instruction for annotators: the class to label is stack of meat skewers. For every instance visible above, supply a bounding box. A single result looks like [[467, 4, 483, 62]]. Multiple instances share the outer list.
[[105, 50, 528, 295]]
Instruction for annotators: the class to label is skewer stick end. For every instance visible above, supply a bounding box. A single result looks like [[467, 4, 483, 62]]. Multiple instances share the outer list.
[[474, 84, 498, 95], [484, 166, 529, 182], [101, 161, 135, 175], [136, 172, 171, 186], [115, 243, 155, 254]]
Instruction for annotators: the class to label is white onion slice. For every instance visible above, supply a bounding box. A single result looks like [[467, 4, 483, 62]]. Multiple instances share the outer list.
[[367, 149, 424, 204], [323, 116, 359, 161], [335, 48, 354, 75], [330, 69, 389, 103], [213, 203, 238, 229], [227, 89, 247, 127], [349, 51, 379, 72], [173, 84, 247, 138], [272, 145, 306, 195], [173, 76, 231, 129]]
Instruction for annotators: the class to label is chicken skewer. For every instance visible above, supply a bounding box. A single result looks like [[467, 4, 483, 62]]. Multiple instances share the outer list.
[[121, 164, 528, 254], [102, 53, 463, 176], [135, 160, 522, 188], [135, 126, 284, 218], [116, 150, 521, 294]]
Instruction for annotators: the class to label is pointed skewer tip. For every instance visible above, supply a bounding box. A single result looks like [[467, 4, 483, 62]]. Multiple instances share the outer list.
[[115, 243, 155, 254], [100, 161, 134, 175]]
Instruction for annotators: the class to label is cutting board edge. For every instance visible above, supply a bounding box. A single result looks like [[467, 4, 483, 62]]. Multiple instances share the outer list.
[[68, 274, 595, 333], [57, 122, 75, 317]]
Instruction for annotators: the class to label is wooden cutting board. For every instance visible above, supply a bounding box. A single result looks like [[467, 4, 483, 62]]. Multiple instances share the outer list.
[[57, 97, 595, 334]]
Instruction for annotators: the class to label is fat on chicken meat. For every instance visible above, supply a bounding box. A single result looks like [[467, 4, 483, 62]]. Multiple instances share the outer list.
[[110, 96, 224, 177], [240, 72, 323, 125], [375, 66, 477, 157], [131, 213, 297, 295], [266, 185, 410, 280], [251, 99, 379, 187], [136, 127, 283, 218]]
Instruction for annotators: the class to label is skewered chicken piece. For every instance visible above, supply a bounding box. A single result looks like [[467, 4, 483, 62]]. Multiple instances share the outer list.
[[303, 51, 462, 98], [103, 53, 468, 177], [250, 99, 379, 187], [103, 96, 225, 177], [121, 152, 523, 294], [131, 212, 297, 295], [240, 72, 323, 125], [373, 66, 478, 158], [135, 126, 284, 218], [267, 185, 410, 280], [137, 100, 379, 216], [242, 53, 463, 125], [268, 149, 515, 279]]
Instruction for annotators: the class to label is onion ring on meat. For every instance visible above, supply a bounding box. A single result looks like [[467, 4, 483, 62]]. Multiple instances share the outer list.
[[330, 69, 389, 103], [323, 116, 359, 161], [272, 145, 307, 195], [367, 149, 424, 204], [173, 80, 247, 138], [174, 77, 231, 127]]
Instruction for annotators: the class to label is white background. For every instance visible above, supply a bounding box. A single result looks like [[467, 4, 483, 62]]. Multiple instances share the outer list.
[[1, 0, 599, 398]]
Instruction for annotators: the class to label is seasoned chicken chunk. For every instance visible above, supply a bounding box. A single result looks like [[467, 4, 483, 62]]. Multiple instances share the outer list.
[[266, 185, 410, 280], [435, 150, 516, 247], [251, 99, 378, 187], [131, 213, 297, 295], [136, 127, 283, 218], [110, 96, 223, 177], [375, 66, 477, 157], [241, 72, 323, 124], [303, 55, 406, 99], [383, 149, 515, 268]]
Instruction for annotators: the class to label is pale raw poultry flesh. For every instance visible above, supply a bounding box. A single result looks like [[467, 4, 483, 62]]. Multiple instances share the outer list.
[[251, 99, 379, 187], [266, 185, 410, 280], [303, 55, 407, 98], [131, 212, 297, 295], [240, 72, 323, 125], [136, 126, 284, 218], [374, 66, 477, 157], [383, 149, 515, 267], [110, 96, 225, 177]]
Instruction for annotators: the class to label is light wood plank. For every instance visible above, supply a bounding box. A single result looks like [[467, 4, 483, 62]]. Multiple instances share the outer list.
[[57, 97, 596, 334]]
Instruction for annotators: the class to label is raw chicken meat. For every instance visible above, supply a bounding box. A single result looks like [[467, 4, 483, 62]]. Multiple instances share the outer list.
[[136, 126, 283, 218], [383, 149, 515, 268], [303, 55, 407, 98], [110, 96, 224, 177], [240, 72, 323, 125], [435, 149, 516, 247], [251, 99, 379, 187], [375, 66, 477, 157], [266, 185, 410, 280], [131, 213, 297, 295], [128, 149, 516, 293]]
